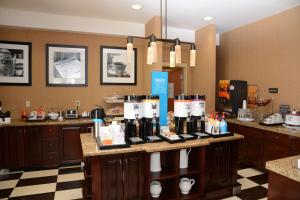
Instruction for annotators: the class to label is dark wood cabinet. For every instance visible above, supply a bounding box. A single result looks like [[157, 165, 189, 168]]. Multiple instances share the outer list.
[[101, 154, 124, 200], [205, 141, 239, 199], [289, 136, 300, 156], [7, 126, 24, 169], [42, 126, 59, 167], [59, 125, 85, 164], [123, 152, 144, 200], [23, 126, 43, 168], [1, 123, 90, 169], [86, 152, 145, 200], [262, 131, 289, 164], [229, 122, 293, 171], [100, 152, 144, 200], [0, 127, 8, 169]]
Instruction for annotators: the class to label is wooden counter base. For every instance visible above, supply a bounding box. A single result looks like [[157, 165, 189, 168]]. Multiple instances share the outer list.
[[268, 171, 300, 200], [81, 134, 243, 200]]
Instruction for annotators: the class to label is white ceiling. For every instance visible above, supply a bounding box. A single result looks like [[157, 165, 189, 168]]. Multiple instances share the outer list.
[[0, 0, 299, 33]]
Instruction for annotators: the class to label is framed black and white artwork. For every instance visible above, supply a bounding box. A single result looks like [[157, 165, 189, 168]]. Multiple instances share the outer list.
[[46, 44, 88, 87], [100, 46, 137, 85], [0, 41, 32, 86]]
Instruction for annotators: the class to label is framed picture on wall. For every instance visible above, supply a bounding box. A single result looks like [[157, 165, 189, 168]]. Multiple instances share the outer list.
[[46, 44, 88, 87], [0, 41, 32, 86], [100, 46, 137, 85]]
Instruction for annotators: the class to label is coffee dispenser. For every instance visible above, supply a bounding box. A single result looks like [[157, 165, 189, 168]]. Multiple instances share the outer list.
[[174, 95, 192, 135], [124, 95, 144, 144], [142, 95, 162, 142], [190, 95, 206, 133]]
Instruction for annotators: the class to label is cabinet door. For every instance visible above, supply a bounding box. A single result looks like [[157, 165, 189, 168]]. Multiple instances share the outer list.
[[59, 126, 82, 164], [101, 155, 124, 200], [123, 152, 144, 200], [205, 141, 238, 191], [7, 127, 24, 169], [23, 126, 43, 168], [289, 136, 300, 156]]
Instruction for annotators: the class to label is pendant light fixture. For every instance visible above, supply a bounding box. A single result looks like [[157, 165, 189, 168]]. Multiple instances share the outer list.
[[170, 45, 175, 68], [127, 36, 133, 63], [190, 44, 196, 67], [147, 41, 154, 65], [175, 38, 181, 64], [150, 35, 157, 63]]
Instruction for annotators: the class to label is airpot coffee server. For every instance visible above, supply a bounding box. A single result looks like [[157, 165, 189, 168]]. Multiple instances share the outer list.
[[142, 95, 162, 142], [174, 95, 195, 139], [124, 95, 144, 144], [190, 94, 206, 133]]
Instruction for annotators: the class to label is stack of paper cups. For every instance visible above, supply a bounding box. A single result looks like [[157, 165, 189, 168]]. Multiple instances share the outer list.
[[242, 100, 247, 110]]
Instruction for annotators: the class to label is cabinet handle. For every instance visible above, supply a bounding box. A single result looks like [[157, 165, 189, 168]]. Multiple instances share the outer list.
[[125, 158, 128, 166], [274, 136, 279, 139], [63, 127, 80, 130], [119, 159, 122, 166]]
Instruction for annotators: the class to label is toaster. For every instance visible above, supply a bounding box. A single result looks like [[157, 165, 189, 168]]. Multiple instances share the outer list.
[[65, 109, 79, 119]]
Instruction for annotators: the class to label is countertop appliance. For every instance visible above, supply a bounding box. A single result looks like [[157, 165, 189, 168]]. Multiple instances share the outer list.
[[91, 105, 106, 119], [0, 101, 11, 124], [124, 95, 144, 144], [65, 109, 79, 119], [285, 110, 300, 127], [217, 80, 248, 118]]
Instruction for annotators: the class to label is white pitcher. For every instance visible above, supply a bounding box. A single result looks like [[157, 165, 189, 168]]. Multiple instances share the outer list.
[[180, 148, 191, 169]]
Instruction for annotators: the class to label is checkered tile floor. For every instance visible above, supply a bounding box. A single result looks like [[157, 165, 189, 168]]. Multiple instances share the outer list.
[[0, 163, 268, 200], [223, 163, 269, 200], [0, 164, 84, 200]]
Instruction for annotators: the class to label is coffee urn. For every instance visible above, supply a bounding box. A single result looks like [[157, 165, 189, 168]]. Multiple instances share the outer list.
[[142, 95, 162, 142], [190, 95, 206, 133], [124, 95, 144, 144], [174, 95, 191, 135]]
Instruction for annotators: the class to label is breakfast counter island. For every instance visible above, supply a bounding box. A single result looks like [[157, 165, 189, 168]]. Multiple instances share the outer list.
[[266, 155, 300, 200], [80, 133, 243, 200]]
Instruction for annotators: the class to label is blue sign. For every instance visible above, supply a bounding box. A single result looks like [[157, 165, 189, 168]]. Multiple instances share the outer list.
[[151, 71, 168, 126]]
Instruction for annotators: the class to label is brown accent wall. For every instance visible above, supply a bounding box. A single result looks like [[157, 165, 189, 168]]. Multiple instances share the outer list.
[[217, 6, 300, 111], [0, 27, 146, 118], [192, 24, 216, 113]]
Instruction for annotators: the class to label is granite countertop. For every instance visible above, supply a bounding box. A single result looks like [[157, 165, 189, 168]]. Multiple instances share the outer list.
[[266, 155, 300, 183], [0, 118, 94, 127], [80, 133, 244, 157], [227, 118, 300, 137]]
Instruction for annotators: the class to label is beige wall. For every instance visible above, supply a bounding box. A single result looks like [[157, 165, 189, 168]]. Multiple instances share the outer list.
[[192, 24, 216, 113], [218, 6, 300, 111], [0, 27, 146, 118]]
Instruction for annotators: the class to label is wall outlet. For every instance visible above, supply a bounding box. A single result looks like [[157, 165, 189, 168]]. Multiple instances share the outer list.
[[76, 100, 81, 107], [25, 100, 31, 108], [269, 88, 279, 93]]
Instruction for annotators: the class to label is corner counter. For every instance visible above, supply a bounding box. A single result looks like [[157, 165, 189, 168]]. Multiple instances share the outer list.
[[266, 156, 300, 200], [80, 133, 243, 200]]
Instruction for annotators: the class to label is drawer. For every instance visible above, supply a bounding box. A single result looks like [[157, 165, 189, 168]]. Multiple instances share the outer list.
[[263, 143, 289, 162], [42, 126, 58, 139], [43, 152, 59, 166], [43, 139, 59, 153], [263, 131, 289, 146], [289, 136, 300, 154]]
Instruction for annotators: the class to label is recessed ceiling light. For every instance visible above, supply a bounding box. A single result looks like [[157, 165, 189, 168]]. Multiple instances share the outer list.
[[204, 16, 213, 21], [132, 4, 142, 10]]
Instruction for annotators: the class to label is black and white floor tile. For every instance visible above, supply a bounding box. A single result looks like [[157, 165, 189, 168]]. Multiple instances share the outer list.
[[0, 165, 84, 200], [0, 163, 268, 200], [223, 163, 269, 200]]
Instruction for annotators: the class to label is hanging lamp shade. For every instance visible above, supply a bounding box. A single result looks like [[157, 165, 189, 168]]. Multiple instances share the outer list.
[[147, 41, 154, 65], [170, 45, 175, 68], [175, 38, 181, 64], [150, 35, 157, 63], [127, 36, 133, 63], [190, 44, 196, 67]]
